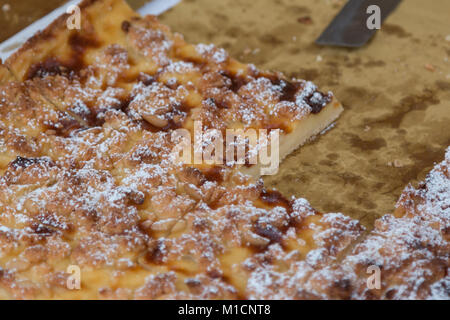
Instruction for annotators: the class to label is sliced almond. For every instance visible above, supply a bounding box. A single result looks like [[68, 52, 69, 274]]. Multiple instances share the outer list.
[[140, 219, 154, 231], [242, 230, 270, 247], [142, 113, 168, 128], [184, 183, 203, 201], [151, 218, 176, 232], [171, 219, 187, 233]]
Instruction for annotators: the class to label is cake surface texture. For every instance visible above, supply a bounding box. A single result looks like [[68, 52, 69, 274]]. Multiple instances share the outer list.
[[0, 0, 448, 300]]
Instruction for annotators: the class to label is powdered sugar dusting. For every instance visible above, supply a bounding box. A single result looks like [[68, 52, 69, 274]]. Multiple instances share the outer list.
[[0, 6, 447, 300]]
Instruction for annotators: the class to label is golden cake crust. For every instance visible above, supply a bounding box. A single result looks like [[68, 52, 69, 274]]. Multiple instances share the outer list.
[[0, 0, 448, 300]]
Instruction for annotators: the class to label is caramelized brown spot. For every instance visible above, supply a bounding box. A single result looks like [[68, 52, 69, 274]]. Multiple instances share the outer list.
[[260, 189, 291, 210], [203, 166, 224, 183], [220, 70, 248, 93], [207, 269, 222, 279], [26, 33, 99, 80], [68, 101, 99, 126], [329, 278, 353, 299], [46, 116, 82, 137], [180, 167, 207, 186], [125, 190, 145, 206], [185, 278, 201, 288], [279, 80, 301, 102], [26, 57, 74, 80], [67, 32, 100, 71], [145, 240, 166, 264], [307, 91, 332, 114], [68, 32, 100, 56], [137, 73, 155, 86], [9, 156, 54, 170], [254, 223, 282, 243], [269, 76, 331, 114], [30, 223, 55, 236], [121, 20, 131, 33]]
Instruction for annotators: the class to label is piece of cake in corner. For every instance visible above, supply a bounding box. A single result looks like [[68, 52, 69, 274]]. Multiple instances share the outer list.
[[4, 0, 343, 178]]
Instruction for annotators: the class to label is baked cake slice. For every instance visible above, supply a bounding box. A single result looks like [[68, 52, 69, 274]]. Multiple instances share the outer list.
[[0, 153, 363, 299], [0, 0, 447, 300], [241, 148, 450, 300]]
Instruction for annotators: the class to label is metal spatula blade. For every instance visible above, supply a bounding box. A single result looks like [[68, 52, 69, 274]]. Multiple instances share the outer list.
[[316, 0, 402, 48]]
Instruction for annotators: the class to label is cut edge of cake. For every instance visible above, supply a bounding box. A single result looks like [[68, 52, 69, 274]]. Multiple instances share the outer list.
[[241, 96, 343, 177]]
